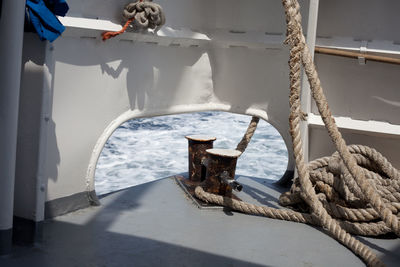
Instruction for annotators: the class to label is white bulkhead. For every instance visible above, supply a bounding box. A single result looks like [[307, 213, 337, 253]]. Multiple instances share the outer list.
[[3, 0, 399, 251]]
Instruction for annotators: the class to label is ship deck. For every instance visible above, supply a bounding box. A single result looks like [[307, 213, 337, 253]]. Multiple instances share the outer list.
[[2, 176, 400, 267]]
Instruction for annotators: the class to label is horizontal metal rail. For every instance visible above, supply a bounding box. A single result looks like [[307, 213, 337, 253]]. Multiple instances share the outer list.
[[315, 46, 400, 65]]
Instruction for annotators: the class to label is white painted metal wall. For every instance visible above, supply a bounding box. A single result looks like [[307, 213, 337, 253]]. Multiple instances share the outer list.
[[15, 0, 313, 221], [308, 0, 400, 166], [14, 0, 400, 228]]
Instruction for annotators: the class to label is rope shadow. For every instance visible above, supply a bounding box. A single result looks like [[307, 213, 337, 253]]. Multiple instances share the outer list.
[[239, 184, 281, 209]]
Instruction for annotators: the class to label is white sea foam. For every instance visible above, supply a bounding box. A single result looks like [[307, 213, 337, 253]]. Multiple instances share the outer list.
[[95, 111, 288, 195]]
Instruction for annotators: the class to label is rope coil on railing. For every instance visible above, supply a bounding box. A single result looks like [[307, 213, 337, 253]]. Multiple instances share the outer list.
[[195, 1, 399, 266], [102, 0, 165, 41], [123, 0, 165, 31]]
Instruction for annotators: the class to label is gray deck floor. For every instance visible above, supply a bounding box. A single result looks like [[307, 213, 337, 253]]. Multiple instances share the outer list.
[[2, 176, 400, 267]]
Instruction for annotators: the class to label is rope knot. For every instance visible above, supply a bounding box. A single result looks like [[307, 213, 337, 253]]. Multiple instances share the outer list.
[[123, 0, 165, 32], [102, 0, 165, 41]]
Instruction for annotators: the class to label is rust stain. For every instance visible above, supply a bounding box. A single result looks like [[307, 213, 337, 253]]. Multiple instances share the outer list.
[[185, 135, 216, 182], [202, 149, 241, 196]]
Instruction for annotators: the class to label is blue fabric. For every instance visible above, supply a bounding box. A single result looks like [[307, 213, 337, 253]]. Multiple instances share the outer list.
[[45, 0, 69, 16], [26, 0, 69, 42]]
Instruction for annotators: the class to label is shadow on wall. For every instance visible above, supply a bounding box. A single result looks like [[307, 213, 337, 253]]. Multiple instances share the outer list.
[[19, 35, 60, 184], [45, 119, 60, 182], [55, 39, 209, 112], [100, 45, 205, 110], [15, 34, 61, 218]]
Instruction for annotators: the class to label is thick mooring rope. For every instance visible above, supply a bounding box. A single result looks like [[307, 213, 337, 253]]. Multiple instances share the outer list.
[[102, 0, 165, 41], [236, 116, 260, 153], [195, 1, 399, 266]]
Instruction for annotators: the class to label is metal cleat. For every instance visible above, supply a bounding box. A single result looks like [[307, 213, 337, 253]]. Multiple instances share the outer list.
[[185, 135, 216, 182], [203, 148, 242, 196]]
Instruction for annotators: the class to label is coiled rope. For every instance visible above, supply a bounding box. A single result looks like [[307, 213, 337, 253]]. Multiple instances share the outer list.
[[102, 0, 165, 41], [195, 1, 399, 266]]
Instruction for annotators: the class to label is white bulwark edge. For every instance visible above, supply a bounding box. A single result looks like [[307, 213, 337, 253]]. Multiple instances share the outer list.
[[308, 113, 400, 138], [58, 16, 284, 50]]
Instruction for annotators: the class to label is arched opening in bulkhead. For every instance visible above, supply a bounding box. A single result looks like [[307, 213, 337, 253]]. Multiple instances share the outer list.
[[94, 111, 288, 197]]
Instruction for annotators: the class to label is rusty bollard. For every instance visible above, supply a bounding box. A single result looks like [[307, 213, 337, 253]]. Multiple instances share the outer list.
[[185, 135, 216, 182], [203, 149, 242, 196]]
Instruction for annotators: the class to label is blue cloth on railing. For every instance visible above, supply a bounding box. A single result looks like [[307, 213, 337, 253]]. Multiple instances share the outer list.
[[45, 0, 69, 16], [25, 0, 69, 42]]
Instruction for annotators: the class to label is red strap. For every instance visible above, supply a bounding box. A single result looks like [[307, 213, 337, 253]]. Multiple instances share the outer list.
[[102, 17, 135, 41]]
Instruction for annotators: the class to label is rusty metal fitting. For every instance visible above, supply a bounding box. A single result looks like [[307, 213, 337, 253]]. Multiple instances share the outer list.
[[185, 135, 216, 182], [203, 149, 242, 196], [220, 171, 243, 192]]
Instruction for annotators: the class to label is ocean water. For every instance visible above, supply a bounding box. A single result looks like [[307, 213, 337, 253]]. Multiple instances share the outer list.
[[95, 111, 288, 195]]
